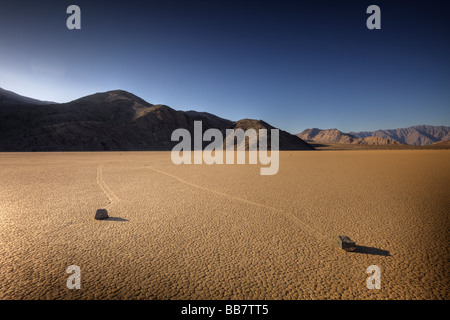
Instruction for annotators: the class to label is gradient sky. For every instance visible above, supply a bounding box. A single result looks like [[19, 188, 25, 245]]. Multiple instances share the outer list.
[[0, 0, 449, 133]]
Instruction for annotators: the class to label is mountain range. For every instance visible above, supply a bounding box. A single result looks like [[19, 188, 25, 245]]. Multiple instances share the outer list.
[[0, 88, 313, 151], [349, 126, 450, 145], [298, 126, 450, 146]]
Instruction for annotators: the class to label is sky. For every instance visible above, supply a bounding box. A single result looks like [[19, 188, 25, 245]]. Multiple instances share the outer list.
[[0, 0, 449, 133]]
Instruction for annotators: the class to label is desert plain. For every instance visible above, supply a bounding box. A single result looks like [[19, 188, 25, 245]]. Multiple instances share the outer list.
[[0, 150, 449, 299]]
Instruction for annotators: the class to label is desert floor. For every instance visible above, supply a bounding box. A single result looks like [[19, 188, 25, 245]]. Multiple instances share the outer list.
[[0, 151, 448, 300]]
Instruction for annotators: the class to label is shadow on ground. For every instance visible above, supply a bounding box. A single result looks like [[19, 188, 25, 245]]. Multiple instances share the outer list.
[[354, 245, 390, 256], [106, 217, 129, 222]]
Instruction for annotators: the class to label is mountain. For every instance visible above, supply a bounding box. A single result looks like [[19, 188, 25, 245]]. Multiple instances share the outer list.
[[297, 128, 400, 145], [0, 89, 313, 151], [349, 125, 450, 146], [0, 88, 56, 106]]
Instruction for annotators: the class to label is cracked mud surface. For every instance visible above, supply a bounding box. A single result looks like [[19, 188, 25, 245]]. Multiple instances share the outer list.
[[0, 151, 448, 299]]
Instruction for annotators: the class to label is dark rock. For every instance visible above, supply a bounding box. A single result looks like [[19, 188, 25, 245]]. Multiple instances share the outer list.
[[95, 209, 109, 220], [337, 235, 356, 252]]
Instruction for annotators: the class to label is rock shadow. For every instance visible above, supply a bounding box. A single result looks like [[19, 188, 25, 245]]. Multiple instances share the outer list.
[[354, 245, 390, 256], [105, 217, 129, 222]]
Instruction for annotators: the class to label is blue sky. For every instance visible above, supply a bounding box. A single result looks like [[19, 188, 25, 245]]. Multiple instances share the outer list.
[[0, 0, 449, 133]]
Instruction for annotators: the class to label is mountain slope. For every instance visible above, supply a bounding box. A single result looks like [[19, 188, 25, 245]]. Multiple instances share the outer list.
[[233, 119, 313, 150], [0, 88, 56, 106], [0, 89, 313, 151]]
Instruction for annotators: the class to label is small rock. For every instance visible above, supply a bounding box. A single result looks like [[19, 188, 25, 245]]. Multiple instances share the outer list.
[[337, 235, 356, 252], [95, 209, 109, 220]]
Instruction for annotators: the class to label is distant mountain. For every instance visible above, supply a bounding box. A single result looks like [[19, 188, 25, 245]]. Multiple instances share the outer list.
[[429, 140, 450, 147], [0, 88, 56, 106], [353, 136, 401, 145], [0, 88, 313, 151], [298, 128, 356, 144], [349, 125, 450, 146], [297, 128, 400, 145], [298, 125, 450, 146]]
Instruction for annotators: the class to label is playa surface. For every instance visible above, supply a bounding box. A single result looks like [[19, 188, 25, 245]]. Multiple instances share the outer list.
[[0, 151, 448, 299]]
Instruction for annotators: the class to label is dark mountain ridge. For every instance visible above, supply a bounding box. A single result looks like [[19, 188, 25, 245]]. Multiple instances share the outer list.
[[0, 88, 313, 151], [0, 87, 56, 106]]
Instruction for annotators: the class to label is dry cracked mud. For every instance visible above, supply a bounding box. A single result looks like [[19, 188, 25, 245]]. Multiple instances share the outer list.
[[0, 150, 448, 299]]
